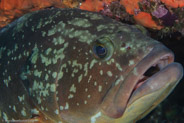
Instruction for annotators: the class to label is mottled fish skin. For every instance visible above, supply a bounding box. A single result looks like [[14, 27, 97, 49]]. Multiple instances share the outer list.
[[0, 8, 182, 123]]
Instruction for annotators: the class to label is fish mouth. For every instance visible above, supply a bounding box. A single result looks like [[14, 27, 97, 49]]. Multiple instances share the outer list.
[[117, 44, 183, 117], [130, 49, 175, 99], [102, 44, 183, 119]]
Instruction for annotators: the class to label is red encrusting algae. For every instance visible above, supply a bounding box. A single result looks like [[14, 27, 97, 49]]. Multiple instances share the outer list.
[[134, 12, 163, 30], [0, 0, 184, 35], [80, 0, 163, 30], [161, 0, 184, 8]]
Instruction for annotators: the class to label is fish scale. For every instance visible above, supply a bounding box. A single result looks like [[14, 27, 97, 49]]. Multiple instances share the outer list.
[[0, 8, 183, 123]]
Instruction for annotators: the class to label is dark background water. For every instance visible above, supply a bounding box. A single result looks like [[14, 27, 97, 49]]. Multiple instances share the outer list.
[[138, 32, 184, 123]]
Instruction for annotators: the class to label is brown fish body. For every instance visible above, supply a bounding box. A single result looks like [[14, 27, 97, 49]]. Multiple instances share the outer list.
[[0, 8, 183, 123]]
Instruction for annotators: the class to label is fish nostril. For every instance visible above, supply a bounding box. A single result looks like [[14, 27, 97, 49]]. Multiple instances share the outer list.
[[121, 43, 126, 47]]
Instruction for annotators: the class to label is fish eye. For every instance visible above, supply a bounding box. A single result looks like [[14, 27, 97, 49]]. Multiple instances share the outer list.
[[93, 44, 107, 59], [92, 37, 114, 61]]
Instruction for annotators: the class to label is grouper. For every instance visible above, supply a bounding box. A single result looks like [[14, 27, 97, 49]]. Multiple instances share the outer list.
[[0, 8, 183, 123]]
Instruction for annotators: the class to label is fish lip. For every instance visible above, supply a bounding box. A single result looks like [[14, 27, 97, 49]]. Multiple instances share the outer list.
[[114, 44, 177, 117], [129, 46, 175, 96], [127, 62, 183, 105]]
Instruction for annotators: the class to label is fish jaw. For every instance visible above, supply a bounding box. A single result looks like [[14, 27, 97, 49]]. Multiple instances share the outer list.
[[101, 43, 183, 120], [122, 63, 183, 122]]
